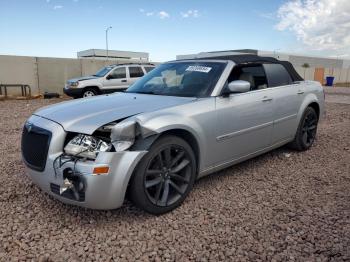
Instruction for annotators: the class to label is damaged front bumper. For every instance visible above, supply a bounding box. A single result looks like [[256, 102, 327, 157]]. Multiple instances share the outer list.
[[23, 115, 147, 210]]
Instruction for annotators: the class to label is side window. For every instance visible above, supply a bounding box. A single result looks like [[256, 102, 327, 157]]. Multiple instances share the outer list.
[[264, 64, 292, 87], [129, 66, 144, 78], [109, 67, 126, 79], [228, 65, 268, 91], [144, 66, 154, 73]]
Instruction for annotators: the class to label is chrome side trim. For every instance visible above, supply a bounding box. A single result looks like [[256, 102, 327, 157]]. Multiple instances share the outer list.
[[273, 114, 297, 124], [216, 121, 273, 141]]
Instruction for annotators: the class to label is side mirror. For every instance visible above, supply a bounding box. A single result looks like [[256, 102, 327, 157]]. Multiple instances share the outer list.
[[227, 80, 250, 93], [106, 75, 112, 80]]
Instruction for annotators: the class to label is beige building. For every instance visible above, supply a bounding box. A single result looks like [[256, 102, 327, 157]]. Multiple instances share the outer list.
[[77, 49, 149, 61], [177, 49, 350, 85]]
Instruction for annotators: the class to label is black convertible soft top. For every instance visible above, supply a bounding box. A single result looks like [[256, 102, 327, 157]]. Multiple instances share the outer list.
[[195, 54, 304, 82]]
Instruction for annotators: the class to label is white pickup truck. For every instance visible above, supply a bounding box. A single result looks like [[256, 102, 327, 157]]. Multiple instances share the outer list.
[[64, 63, 155, 98]]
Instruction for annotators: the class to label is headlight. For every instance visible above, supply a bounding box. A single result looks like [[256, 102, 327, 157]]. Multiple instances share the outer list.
[[64, 134, 112, 159], [68, 81, 79, 87]]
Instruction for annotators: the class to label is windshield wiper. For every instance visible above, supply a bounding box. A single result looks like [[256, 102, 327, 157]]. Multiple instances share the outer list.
[[132, 91, 157, 95]]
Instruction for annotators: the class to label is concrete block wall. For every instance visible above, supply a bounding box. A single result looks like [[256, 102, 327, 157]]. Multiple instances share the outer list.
[[81, 59, 106, 76], [0, 55, 151, 96], [37, 57, 82, 94], [0, 55, 38, 95], [333, 68, 350, 83], [295, 66, 350, 84], [323, 68, 350, 84]]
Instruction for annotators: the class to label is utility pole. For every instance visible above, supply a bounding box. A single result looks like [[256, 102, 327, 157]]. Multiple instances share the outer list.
[[105, 26, 112, 61], [273, 49, 281, 59]]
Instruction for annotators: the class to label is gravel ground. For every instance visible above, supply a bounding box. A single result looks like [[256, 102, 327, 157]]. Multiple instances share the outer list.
[[324, 86, 350, 95], [0, 95, 349, 261], [324, 87, 350, 105]]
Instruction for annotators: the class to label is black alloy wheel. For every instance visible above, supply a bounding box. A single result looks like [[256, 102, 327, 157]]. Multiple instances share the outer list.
[[144, 144, 192, 207], [129, 135, 196, 214], [301, 109, 318, 147], [290, 107, 319, 151]]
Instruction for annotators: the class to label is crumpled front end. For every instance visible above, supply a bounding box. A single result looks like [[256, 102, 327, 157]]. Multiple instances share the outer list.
[[22, 115, 147, 210]]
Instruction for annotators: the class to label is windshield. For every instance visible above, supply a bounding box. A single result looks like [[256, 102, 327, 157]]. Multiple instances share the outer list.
[[93, 66, 113, 77], [126, 62, 226, 97]]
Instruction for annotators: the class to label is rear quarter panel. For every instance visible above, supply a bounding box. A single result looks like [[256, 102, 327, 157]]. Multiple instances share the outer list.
[[297, 81, 325, 126]]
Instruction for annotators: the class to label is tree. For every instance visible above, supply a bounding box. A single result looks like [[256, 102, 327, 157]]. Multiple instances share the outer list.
[[301, 63, 310, 79]]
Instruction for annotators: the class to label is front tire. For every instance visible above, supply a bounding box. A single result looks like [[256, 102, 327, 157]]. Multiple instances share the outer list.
[[82, 88, 98, 98], [289, 107, 319, 151], [129, 135, 196, 215]]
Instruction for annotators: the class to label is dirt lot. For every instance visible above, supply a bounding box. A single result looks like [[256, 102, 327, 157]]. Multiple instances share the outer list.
[[324, 86, 350, 105], [0, 91, 349, 261]]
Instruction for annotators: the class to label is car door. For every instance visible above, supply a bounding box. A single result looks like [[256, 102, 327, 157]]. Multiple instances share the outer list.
[[263, 64, 304, 144], [214, 65, 275, 164], [128, 66, 145, 86], [103, 67, 128, 91]]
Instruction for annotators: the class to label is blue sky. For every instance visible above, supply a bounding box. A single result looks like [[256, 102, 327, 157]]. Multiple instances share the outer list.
[[1, 0, 349, 61]]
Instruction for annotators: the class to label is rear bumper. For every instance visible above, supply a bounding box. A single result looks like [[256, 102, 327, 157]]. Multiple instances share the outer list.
[[23, 115, 147, 210]]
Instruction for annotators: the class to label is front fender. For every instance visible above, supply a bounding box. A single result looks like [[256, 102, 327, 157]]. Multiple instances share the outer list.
[[112, 97, 216, 173], [135, 113, 207, 170], [79, 80, 103, 89]]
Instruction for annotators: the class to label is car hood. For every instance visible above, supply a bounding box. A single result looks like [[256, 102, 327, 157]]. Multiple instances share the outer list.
[[68, 76, 99, 83], [34, 93, 196, 134]]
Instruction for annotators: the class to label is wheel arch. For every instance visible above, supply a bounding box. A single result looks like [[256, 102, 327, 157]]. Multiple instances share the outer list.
[[308, 101, 320, 118], [160, 129, 200, 174], [83, 86, 102, 94], [297, 94, 320, 123], [132, 127, 201, 175], [293, 94, 321, 139], [125, 127, 201, 202]]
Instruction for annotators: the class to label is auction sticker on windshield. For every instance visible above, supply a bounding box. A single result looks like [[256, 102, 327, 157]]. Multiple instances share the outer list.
[[186, 66, 212, 73]]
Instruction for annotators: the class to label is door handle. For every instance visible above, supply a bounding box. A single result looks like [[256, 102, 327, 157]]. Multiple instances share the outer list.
[[297, 90, 304, 95], [262, 96, 273, 102], [121, 79, 127, 83]]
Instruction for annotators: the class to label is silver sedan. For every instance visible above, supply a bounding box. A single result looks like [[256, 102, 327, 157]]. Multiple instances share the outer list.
[[21, 56, 325, 214]]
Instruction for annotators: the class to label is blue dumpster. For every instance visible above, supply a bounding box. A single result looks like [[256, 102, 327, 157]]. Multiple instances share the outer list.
[[326, 76, 335, 86]]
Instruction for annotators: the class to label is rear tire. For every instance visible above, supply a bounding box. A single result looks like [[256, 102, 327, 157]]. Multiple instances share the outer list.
[[129, 135, 196, 215], [289, 107, 318, 151]]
